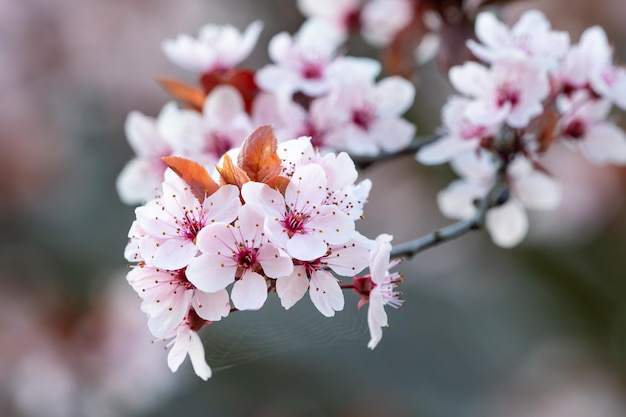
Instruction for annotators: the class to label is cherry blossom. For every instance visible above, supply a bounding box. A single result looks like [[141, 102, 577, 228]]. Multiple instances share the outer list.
[[558, 92, 626, 165], [116, 102, 198, 204], [186, 203, 294, 311], [276, 234, 371, 316], [135, 173, 241, 270], [351, 234, 404, 349], [319, 75, 416, 155], [558, 26, 626, 110], [241, 163, 355, 261], [296, 0, 361, 35], [162, 21, 263, 73], [182, 85, 254, 166], [256, 18, 380, 102], [417, 96, 499, 165], [166, 322, 212, 381], [449, 58, 549, 129], [467, 9, 570, 70], [360, 0, 413, 47], [438, 153, 562, 247], [126, 265, 230, 338]]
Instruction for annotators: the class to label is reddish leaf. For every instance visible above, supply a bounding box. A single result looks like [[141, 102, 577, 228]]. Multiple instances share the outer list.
[[216, 154, 250, 189], [157, 78, 205, 111], [238, 125, 282, 183], [200, 68, 259, 113], [162, 156, 219, 202], [265, 175, 290, 196]]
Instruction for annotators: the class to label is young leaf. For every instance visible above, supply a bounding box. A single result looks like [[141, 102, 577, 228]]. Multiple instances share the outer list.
[[200, 68, 259, 113], [162, 156, 219, 202], [265, 175, 290, 196], [216, 154, 250, 189], [238, 125, 282, 183], [157, 78, 206, 111]]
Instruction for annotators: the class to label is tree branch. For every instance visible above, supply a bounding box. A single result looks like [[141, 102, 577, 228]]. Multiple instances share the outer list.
[[390, 161, 508, 259]]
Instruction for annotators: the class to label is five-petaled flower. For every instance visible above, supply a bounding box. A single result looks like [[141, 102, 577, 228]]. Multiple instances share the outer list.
[[186, 203, 294, 311]]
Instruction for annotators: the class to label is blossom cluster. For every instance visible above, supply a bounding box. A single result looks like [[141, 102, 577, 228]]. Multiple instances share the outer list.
[[117, 2, 626, 382], [117, 16, 416, 206], [418, 9, 626, 247], [123, 125, 403, 379]]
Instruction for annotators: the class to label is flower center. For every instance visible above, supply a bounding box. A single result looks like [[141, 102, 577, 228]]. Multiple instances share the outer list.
[[496, 85, 520, 108], [297, 120, 325, 148], [460, 121, 487, 140], [235, 246, 258, 270], [352, 106, 375, 130], [182, 211, 204, 242], [206, 132, 234, 159], [282, 211, 310, 237], [302, 62, 324, 80], [563, 118, 586, 139]]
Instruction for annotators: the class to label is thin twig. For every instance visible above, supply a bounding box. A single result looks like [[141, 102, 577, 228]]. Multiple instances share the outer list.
[[390, 161, 508, 259]]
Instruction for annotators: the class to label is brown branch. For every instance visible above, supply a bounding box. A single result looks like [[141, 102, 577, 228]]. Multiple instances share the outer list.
[[390, 161, 508, 259]]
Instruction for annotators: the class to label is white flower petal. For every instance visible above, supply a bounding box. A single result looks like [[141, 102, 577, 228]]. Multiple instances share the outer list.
[[276, 265, 310, 310], [486, 199, 529, 248], [231, 271, 268, 310], [192, 289, 231, 321], [308, 270, 344, 317]]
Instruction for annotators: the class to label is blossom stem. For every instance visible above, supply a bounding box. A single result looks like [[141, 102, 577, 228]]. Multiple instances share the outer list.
[[390, 161, 508, 259]]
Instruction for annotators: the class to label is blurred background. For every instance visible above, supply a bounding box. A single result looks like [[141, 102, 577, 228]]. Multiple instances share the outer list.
[[3, 0, 626, 416]]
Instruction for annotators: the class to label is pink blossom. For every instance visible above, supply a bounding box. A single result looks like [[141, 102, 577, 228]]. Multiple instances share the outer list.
[[241, 163, 355, 261], [166, 322, 212, 380], [360, 0, 413, 47], [256, 18, 380, 101], [320, 75, 416, 155], [558, 26, 626, 110], [182, 85, 254, 166], [449, 58, 549, 129], [275, 136, 372, 219], [352, 234, 404, 349], [186, 203, 294, 311], [162, 21, 263, 73], [417, 96, 499, 165], [135, 174, 241, 270], [467, 9, 569, 70], [276, 234, 371, 316], [126, 265, 230, 338], [558, 93, 626, 165], [438, 153, 561, 247], [296, 0, 361, 35], [117, 102, 198, 205]]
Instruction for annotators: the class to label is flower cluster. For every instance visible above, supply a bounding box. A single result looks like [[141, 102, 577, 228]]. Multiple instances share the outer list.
[[418, 9, 626, 247], [116, 16, 417, 206], [118, 3, 626, 382], [123, 125, 404, 379]]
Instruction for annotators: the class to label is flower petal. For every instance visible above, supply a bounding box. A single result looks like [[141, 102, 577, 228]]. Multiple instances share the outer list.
[[486, 199, 529, 248], [231, 271, 268, 310], [276, 265, 310, 309], [308, 269, 344, 317], [192, 289, 231, 321]]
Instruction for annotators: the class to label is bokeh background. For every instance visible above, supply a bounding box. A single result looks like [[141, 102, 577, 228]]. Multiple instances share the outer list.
[[3, 0, 626, 416]]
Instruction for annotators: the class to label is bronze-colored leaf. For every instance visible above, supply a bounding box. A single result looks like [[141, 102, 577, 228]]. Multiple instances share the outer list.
[[265, 175, 290, 196], [216, 154, 250, 189], [162, 156, 219, 202], [157, 78, 205, 111], [200, 68, 259, 113], [238, 125, 282, 183]]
